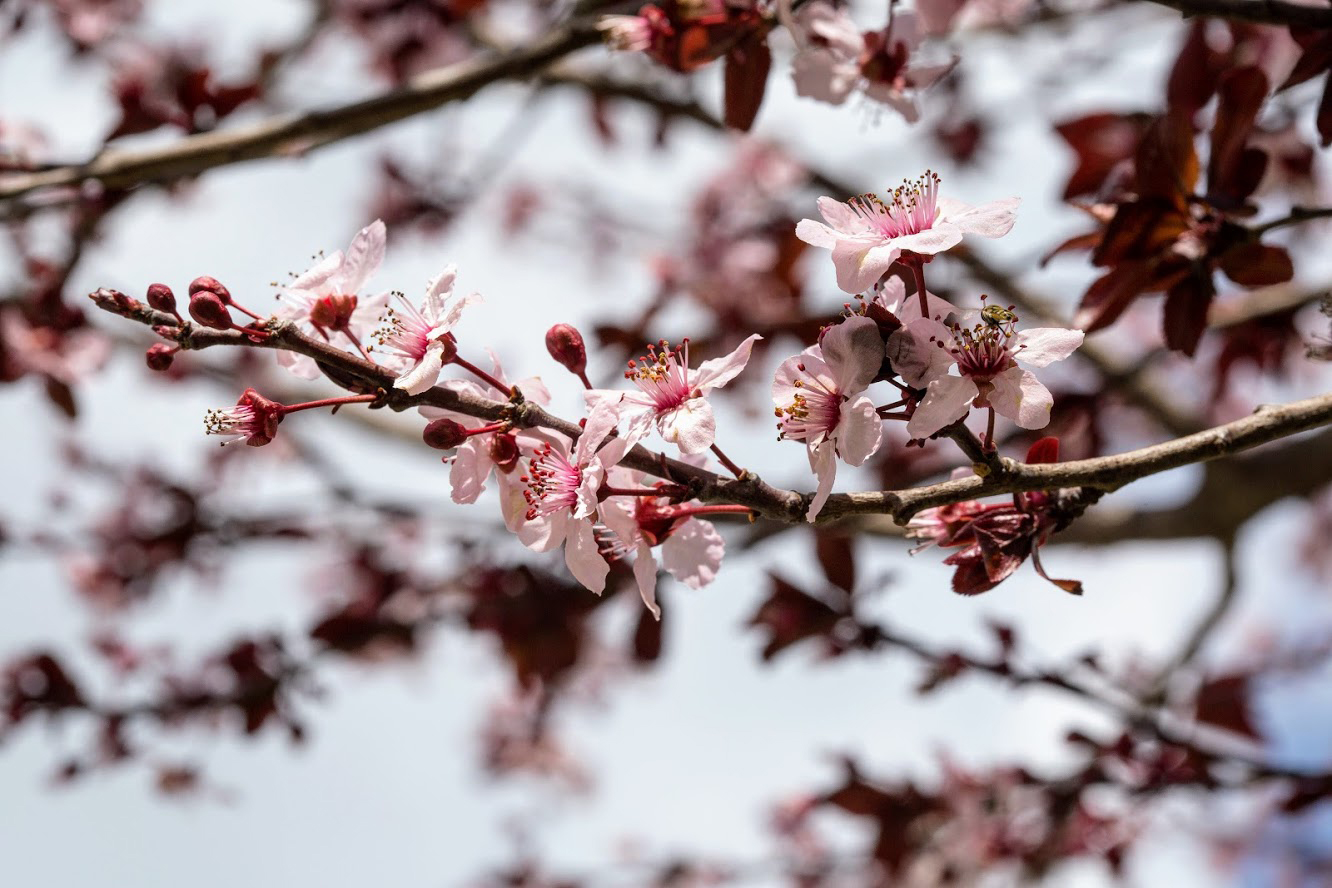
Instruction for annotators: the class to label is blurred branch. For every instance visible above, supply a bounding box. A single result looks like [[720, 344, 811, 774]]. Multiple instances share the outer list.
[[1139, 0, 1332, 27], [0, 22, 603, 203]]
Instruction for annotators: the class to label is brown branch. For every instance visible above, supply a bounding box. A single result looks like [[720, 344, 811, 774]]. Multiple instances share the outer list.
[[0, 22, 603, 202], [1138, 0, 1332, 27], [91, 290, 1332, 528]]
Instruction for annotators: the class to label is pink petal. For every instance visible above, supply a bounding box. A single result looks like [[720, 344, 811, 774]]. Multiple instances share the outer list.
[[906, 375, 977, 438], [448, 438, 491, 504], [835, 394, 883, 466], [424, 265, 457, 315], [815, 195, 871, 234], [632, 545, 661, 619], [887, 317, 954, 387], [821, 316, 884, 394], [805, 441, 838, 522], [694, 333, 762, 391], [394, 342, 444, 394], [1013, 327, 1083, 367], [430, 290, 480, 339], [832, 239, 901, 294], [575, 401, 620, 462], [989, 367, 1053, 430], [514, 376, 551, 405], [772, 349, 833, 403], [597, 496, 640, 548], [565, 519, 610, 593], [340, 219, 387, 294], [792, 51, 857, 104], [939, 196, 1020, 239], [893, 224, 965, 257], [277, 350, 321, 381], [661, 518, 724, 589], [794, 218, 842, 249], [287, 250, 342, 292], [519, 506, 566, 553], [659, 398, 716, 455]]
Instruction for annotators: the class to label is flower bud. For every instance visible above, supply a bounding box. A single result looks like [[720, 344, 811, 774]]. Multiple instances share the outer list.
[[89, 287, 141, 315], [423, 417, 468, 450], [489, 432, 520, 472], [145, 343, 175, 371], [545, 323, 587, 375], [188, 291, 232, 330], [146, 283, 177, 315], [189, 276, 232, 304]]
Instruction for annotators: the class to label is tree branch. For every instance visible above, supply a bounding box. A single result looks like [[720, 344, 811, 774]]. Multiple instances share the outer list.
[[1138, 0, 1332, 28]]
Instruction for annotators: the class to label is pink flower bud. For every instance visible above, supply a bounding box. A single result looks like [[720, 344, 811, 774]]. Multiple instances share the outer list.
[[423, 418, 468, 450], [145, 344, 175, 371], [189, 276, 232, 304], [146, 283, 177, 314], [188, 291, 232, 330], [545, 323, 587, 375]]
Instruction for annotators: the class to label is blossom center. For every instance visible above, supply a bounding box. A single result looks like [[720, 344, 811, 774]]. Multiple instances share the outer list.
[[775, 364, 842, 444], [625, 339, 695, 412], [309, 293, 359, 332], [848, 171, 941, 240], [372, 290, 434, 362], [937, 307, 1022, 381], [521, 443, 584, 520]]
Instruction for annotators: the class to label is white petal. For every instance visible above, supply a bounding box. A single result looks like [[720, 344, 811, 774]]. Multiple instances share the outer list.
[[906, 375, 977, 439], [941, 196, 1020, 239], [429, 291, 481, 339], [662, 518, 724, 589], [886, 317, 954, 388], [424, 265, 457, 319], [277, 350, 322, 380], [806, 442, 838, 523], [1014, 327, 1084, 368], [832, 238, 901, 294], [394, 343, 445, 395], [821, 316, 884, 394], [565, 519, 610, 594], [893, 224, 965, 257], [772, 351, 834, 403], [448, 438, 492, 504], [286, 251, 343, 293], [660, 398, 716, 455], [340, 220, 386, 294], [632, 546, 662, 619]]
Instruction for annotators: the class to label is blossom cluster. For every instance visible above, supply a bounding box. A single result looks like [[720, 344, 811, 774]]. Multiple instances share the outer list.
[[122, 170, 1086, 614]]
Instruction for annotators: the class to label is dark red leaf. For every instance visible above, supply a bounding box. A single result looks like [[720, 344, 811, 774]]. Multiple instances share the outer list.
[[1163, 272, 1215, 356], [1134, 113, 1198, 205], [632, 599, 664, 663], [1194, 673, 1264, 741], [1076, 261, 1157, 333], [1166, 20, 1217, 116], [814, 531, 856, 595], [1279, 30, 1332, 91], [723, 33, 771, 132], [43, 375, 77, 419], [1207, 67, 1269, 204], [1025, 436, 1060, 465], [1218, 242, 1294, 287], [1055, 112, 1151, 200]]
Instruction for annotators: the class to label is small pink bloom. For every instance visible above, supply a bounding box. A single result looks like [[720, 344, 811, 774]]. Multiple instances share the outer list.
[[420, 352, 550, 506], [796, 172, 1019, 294], [204, 388, 283, 447], [772, 316, 885, 522], [588, 334, 761, 455], [373, 265, 480, 394], [504, 406, 627, 594], [275, 220, 391, 379], [597, 467, 725, 620], [887, 305, 1083, 439]]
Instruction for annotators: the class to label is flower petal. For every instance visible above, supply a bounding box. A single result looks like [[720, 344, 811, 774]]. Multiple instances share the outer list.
[[340, 220, 387, 294], [836, 394, 883, 466], [832, 238, 901, 294], [394, 342, 445, 394], [805, 441, 838, 522], [1013, 327, 1083, 368], [566, 519, 610, 594], [906, 375, 977, 439], [940, 196, 1020, 239], [449, 438, 491, 504], [989, 367, 1053, 430], [286, 250, 343, 293], [662, 518, 724, 590], [887, 317, 954, 388], [659, 398, 716, 455], [632, 545, 662, 619], [893, 224, 965, 257], [693, 333, 762, 390], [820, 315, 884, 394]]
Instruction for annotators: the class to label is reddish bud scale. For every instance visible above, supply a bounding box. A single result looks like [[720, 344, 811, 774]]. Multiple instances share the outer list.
[[545, 323, 588, 375], [188, 291, 232, 330]]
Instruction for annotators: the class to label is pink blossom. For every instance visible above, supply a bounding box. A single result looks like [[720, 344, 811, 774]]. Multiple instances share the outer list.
[[372, 265, 480, 395], [796, 172, 1019, 294], [504, 407, 627, 593], [597, 467, 726, 620], [887, 306, 1083, 440], [420, 352, 550, 506], [587, 335, 761, 455], [596, 14, 654, 51], [274, 220, 391, 379], [786, 5, 954, 122], [203, 389, 283, 447], [772, 316, 885, 522]]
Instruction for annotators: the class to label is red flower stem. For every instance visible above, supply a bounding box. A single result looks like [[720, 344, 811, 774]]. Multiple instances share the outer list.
[[577, 370, 593, 390], [282, 393, 378, 415], [465, 421, 510, 438], [985, 406, 997, 452], [601, 485, 686, 498], [451, 354, 512, 395], [343, 333, 371, 361], [710, 443, 745, 478], [233, 323, 270, 341], [909, 255, 930, 318], [230, 302, 265, 322], [668, 504, 755, 519], [877, 399, 909, 416]]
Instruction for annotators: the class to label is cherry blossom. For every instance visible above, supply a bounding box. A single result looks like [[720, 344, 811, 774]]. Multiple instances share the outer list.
[[887, 304, 1083, 440], [587, 335, 761, 454], [420, 352, 550, 506], [503, 407, 627, 594], [772, 316, 885, 522], [204, 389, 283, 447], [796, 172, 1019, 294], [274, 220, 391, 379], [597, 466, 727, 619], [787, 4, 953, 122], [372, 265, 480, 395]]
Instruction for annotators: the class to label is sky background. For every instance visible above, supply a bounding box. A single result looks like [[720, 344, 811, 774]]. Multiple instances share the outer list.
[[4, 1, 1332, 885]]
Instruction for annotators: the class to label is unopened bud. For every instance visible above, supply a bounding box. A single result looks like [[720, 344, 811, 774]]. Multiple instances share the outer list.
[[146, 283, 177, 314], [423, 417, 468, 450], [545, 323, 587, 375], [188, 291, 232, 330], [189, 276, 232, 304], [89, 287, 141, 315], [489, 432, 520, 472], [145, 343, 175, 371]]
